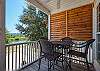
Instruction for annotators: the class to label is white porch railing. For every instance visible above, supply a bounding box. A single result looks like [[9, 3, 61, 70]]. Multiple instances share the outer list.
[[6, 41, 40, 71]]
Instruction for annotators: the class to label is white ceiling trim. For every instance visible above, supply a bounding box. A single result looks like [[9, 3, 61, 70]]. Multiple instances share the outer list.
[[26, 0, 50, 15], [26, 0, 94, 15], [50, 0, 94, 14], [57, 0, 61, 9]]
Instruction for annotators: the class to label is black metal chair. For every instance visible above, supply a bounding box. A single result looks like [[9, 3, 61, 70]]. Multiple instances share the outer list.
[[61, 37, 95, 71], [38, 38, 62, 71], [71, 39, 94, 71]]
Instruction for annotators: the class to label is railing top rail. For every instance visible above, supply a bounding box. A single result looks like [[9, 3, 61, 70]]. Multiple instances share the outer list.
[[5, 41, 39, 46]]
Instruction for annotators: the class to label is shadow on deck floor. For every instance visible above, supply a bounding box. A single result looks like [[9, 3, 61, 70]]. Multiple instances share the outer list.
[[20, 58, 95, 71]]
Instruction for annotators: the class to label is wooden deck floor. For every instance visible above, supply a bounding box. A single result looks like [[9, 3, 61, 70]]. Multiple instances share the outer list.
[[19, 58, 95, 71]]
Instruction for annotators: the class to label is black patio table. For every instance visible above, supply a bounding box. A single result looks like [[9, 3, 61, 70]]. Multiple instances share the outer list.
[[50, 41, 72, 70], [51, 40, 72, 56], [51, 41, 70, 60], [51, 41, 72, 46], [51, 41, 72, 51]]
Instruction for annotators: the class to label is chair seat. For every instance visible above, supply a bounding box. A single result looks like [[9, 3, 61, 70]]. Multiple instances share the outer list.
[[68, 50, 86, 58], [43, 52, 62, 61]]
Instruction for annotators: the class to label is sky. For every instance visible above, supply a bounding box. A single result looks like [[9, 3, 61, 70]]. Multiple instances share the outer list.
[[6, 0, 26, 33]]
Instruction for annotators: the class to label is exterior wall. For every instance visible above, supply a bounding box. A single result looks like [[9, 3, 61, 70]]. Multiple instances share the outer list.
[[0, 0, 5, 71], [50, 4, 93, 41]]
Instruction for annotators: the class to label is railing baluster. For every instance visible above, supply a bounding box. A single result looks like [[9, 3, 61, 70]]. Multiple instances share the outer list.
[[33, 43, 34, 61], [30, 43, 32, 63], [19, 44, 20, 68], [29, 43, 30, 63], [27, 43, 28, 63], [31, 43, 32, 62], [24, 44, 26, 65], [28, 43, 29, 63], [36, 42, 37, 59], [38, 42, 40, 58], [32, 43, 33, 62], [8, 46, 10, 71], [12, 45, 13, 71], [15, 45, 17, 70], [21, 44, 23, 67], [35, 43, 36, 60]]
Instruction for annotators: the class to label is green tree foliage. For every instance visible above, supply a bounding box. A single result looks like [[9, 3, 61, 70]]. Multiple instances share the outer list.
[[16, 5, 48, 41], [5, 29, 26, 44], [5, 30, 10, 44]]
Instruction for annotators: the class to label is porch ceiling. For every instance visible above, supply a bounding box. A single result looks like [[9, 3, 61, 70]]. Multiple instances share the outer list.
[[27, 0, 94, 15]]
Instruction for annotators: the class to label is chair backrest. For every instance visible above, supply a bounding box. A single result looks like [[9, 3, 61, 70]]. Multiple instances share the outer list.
[[85, 39, 95, 55], [39, 39, 53, 54], [61, 37, 73, 46]]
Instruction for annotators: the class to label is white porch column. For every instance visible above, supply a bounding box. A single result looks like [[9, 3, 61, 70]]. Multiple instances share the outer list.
[[93, 0, 97, 61], [48, 15, 50, 40], [0, 0, 5, 71], [93, 0, 100, 71]]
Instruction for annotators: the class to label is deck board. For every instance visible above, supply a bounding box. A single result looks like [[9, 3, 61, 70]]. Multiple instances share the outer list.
[[19, 58, 95, 71]]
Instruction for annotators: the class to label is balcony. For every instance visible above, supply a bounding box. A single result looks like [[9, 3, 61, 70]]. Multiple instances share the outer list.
[[6, 40, 95, 71], [0, 0, 100, 71]]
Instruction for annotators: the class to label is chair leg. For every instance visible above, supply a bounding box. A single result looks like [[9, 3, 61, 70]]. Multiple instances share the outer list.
[[61, 56, 64, 68], [63, 58, 68, 71], [62, 48, 65, 69], [45, 57, 46, 61], [53, 60, 55, 70], [48, 60, 51, 71], [48, 60, 49, 71], [86, 58, 90, 71], [69, 59, 72, 71], [38, 52, 42, 71], [69, 54, 72, 71], [38, 58, 41, 71]]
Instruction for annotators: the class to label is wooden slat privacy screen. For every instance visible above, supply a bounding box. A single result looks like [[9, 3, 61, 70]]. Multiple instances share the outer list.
[[50, 4, 93, 41], [50, 11, 66, 41]]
